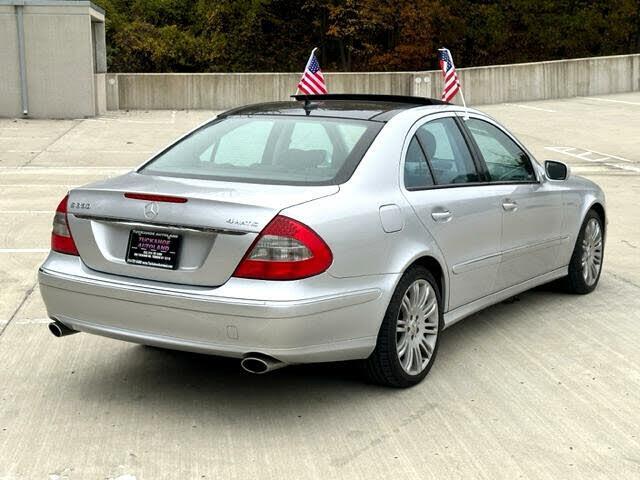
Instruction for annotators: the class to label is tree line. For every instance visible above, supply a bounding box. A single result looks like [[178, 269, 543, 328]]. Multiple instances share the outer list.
[[95, 0, 640, 73]]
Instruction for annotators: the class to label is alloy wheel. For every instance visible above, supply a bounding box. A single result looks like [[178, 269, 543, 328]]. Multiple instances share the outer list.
[[581, 217, 603, 286], [396, 279, 439, 375]]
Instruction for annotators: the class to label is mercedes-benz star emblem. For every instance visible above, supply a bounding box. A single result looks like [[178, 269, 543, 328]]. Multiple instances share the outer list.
[[144, 202, 159, 219]]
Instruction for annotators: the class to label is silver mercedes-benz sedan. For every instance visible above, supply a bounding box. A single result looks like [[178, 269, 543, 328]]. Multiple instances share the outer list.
[[39, 94, 606, 387]]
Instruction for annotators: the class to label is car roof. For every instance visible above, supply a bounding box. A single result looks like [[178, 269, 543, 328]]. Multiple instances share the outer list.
[[218, 94, 450, 122]]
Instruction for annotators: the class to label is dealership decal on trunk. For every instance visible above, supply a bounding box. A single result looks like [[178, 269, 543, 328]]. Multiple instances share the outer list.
[[126, 229, 182, 270]]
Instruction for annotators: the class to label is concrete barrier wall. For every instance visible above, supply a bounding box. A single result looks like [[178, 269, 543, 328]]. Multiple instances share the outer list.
[[108, 72, 415, 110], [109, 53, 640, 111]]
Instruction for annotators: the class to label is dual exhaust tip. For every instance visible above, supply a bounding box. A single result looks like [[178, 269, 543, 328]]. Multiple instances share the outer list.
[[48, 320, 285, 374]]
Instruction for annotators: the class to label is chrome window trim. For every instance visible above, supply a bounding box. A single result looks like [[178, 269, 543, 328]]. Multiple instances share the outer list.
[[404, 179, 539, 192]]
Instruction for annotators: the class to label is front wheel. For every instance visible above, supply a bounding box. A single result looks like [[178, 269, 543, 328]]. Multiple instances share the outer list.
[[364, 266, 443, 388], [564, 209, 605, 294]]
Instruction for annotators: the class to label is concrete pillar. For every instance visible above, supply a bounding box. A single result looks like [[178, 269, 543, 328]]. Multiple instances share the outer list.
[[0, 0, 107, 118]]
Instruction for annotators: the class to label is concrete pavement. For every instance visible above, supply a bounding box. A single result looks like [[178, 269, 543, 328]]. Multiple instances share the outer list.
[[1, 94, 639, 479]]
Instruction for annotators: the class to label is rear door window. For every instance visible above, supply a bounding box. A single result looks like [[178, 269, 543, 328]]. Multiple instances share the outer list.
[[416, 118, 479, 185], [404, 136, 434, 189]]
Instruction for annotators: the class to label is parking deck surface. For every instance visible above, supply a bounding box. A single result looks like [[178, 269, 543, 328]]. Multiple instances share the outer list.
[[1, 93, 639, 479]]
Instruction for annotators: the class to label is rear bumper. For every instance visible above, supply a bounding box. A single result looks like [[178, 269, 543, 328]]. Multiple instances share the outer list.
[[38, 252, 398, 363]]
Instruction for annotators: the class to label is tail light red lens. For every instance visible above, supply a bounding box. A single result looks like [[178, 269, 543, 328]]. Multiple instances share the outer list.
[[51, 195, 79, 256], [233, 215, 332, 280]]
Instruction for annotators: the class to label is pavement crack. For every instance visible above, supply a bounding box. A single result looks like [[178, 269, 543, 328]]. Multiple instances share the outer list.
[[621, 239, 638, 249], [329, 404, 435, 468], [21, 120, 82, 167], [0, 281, 36, 338], [608, 272, 640, 290]]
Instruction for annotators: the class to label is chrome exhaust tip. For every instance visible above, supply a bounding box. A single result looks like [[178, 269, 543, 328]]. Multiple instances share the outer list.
[[240, 354, 286, 374], [48, 320, 78, 338]]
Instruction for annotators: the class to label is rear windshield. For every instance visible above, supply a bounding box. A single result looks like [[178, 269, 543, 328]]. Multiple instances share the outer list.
[[139, 115, 382, 185]]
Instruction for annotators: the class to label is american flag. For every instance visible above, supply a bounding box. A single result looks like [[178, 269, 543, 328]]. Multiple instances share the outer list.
[[438, 48, 460, 103], [297, 49, 328, 95]]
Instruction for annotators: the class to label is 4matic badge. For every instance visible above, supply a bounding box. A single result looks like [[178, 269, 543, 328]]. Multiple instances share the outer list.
[[226, 218, 259, 228]]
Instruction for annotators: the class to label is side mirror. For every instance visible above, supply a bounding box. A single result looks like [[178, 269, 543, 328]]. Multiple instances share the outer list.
[[545, 160, 569, 181]]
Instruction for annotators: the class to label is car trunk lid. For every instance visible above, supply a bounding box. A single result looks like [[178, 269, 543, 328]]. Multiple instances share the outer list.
[[66, 172, 338, 286]]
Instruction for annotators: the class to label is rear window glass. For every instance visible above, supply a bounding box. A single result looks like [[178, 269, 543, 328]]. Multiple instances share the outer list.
[[140, 116, 381, 185]]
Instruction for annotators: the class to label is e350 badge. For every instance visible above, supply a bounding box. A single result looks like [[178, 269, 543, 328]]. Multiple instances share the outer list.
[[69, 202, 91, 210]]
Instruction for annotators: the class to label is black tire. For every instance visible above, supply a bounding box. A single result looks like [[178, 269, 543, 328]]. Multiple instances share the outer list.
[[562, 209, 604, 294], [364, 266, 443, 388]]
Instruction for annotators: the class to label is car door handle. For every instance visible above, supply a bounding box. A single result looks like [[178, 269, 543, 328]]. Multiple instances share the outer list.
[[502, 199, 518, 212], [431, 210, 452, 222]]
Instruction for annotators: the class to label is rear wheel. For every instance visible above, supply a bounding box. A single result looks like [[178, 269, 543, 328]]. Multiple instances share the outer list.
[[563, 210, 604, 294], [365, 266, 442, 388]]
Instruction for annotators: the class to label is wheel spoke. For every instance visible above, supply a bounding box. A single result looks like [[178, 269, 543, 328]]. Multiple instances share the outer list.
[[591, 223, 600, 242], [590, 262, 598, 279], [411, 282, 420, 306], [403, 342, 414, 371], [584, 261, 590, 282], [397, 334, 409, 357], [422, 299, 437, 319], [417, 284, 429, 309], [423, 322, 438, 335], [401, 296, 411, 316], [412, 344, 422, 372], [419, 336, 433, 359]]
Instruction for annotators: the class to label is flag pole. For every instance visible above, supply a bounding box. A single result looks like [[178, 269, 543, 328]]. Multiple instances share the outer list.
[[295, 47, 318, 95], [444, 48, 469, 121], [459, 87, 470, 121]]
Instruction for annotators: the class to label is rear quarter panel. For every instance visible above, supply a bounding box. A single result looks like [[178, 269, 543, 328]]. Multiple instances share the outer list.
[[281, 110, 451, 306]]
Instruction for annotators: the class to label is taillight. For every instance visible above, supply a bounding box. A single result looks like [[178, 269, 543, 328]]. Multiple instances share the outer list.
[[233, 215, 332, 280], [51, 195, 79, 256]]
